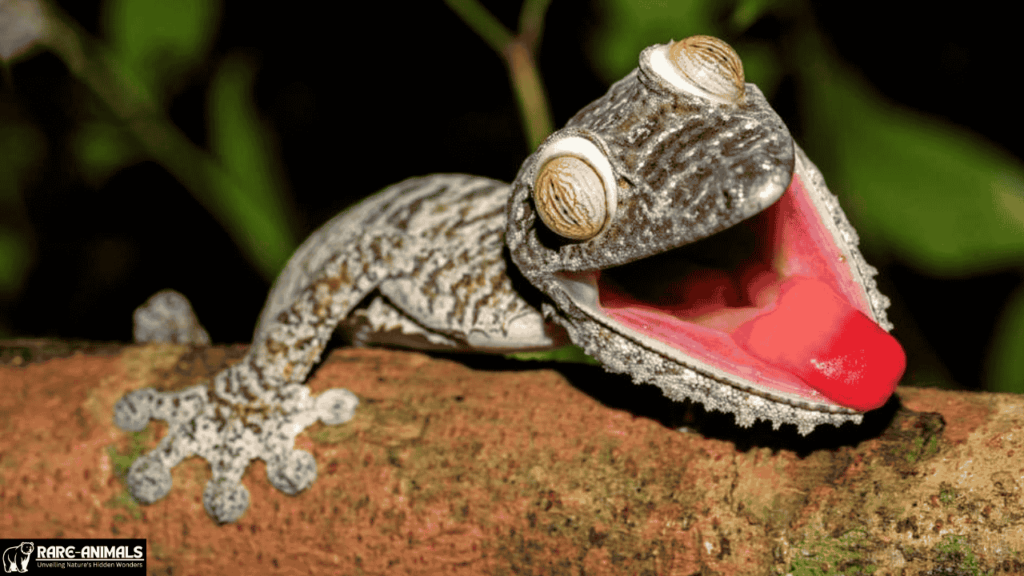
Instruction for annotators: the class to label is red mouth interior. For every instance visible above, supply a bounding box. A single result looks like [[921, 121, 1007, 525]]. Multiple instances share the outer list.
[[597, 175, 905, 411]]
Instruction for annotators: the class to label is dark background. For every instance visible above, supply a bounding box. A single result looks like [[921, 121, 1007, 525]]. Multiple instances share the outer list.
[[3, 0, 1020, 391]]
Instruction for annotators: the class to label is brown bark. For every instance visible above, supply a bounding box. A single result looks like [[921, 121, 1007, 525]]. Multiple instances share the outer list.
[[1, 340, 1021, 574]]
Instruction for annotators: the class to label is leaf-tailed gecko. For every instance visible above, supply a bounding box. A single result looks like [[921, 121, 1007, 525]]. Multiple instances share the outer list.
[[116, 36, 906, 523]]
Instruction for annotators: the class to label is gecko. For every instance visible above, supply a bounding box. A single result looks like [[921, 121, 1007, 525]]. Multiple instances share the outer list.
[[115, 35, 906, 523]]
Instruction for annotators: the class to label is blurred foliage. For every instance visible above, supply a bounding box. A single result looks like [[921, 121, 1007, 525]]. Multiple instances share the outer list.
[[102, 0, 220, 103], [97, 0, 297, 278], [0, 0, 1022, 392], [206, 52, 297, 277], [1, 0, 298, 285], [444, 0, 554, 149], [796, 34, 1024, 275]]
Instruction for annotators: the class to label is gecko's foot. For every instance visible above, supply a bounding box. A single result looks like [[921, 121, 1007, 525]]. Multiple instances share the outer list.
[[113, 387, 158, 432], [316, 388, 361, 425], [133, 289, 211, 345], [203, 478, 251, 524], [113, 373, 359, 523], [125, 455, 172, 504], [267, 449, 318, 495]]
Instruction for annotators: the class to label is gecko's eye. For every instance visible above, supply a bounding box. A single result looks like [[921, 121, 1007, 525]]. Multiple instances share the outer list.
[[532, 136, 617, 241], [534, 157, 605, 240], [650, 35, 746, 105]]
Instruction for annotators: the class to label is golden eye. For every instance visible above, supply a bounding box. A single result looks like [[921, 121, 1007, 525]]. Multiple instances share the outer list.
[[667, 35, 745, 104], [533, 156, 607, 240]]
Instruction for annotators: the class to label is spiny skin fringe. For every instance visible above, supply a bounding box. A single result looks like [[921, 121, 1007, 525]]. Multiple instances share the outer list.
[[559, 312, 862, 436]]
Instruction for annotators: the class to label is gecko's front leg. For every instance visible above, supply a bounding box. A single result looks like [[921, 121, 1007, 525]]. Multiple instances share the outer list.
[[116, 174, 559, 523], [114, 228, 392, 522]]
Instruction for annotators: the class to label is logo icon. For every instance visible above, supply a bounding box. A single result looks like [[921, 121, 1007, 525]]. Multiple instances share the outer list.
[[2, 542, 34, 573]]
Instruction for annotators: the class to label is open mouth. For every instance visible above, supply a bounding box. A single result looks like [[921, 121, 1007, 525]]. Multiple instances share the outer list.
[[558, 174, 906, 412]]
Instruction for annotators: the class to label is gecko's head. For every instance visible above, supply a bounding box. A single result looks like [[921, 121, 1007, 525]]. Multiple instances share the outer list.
[[505, 36, 906, 434]]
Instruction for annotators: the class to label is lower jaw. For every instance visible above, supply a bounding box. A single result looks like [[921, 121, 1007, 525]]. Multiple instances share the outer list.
[[576, 174, 905, 411]]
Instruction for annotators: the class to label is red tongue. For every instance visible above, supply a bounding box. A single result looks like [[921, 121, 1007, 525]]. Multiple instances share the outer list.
[[731, 277, 906, 411]]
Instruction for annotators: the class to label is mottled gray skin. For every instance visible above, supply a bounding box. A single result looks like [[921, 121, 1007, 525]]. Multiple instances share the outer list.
[[117, 41, 894, 522], [509, 50, 795, 275]]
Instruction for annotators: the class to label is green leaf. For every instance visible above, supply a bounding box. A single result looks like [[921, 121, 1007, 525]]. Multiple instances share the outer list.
[[72, 121, 143, 187], [800, 47, 1024, 276], [103, 0, 221, 99], [986, 285, 1024, 394], [506, 345, 599, 364], [207, 53, 297, 280]]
